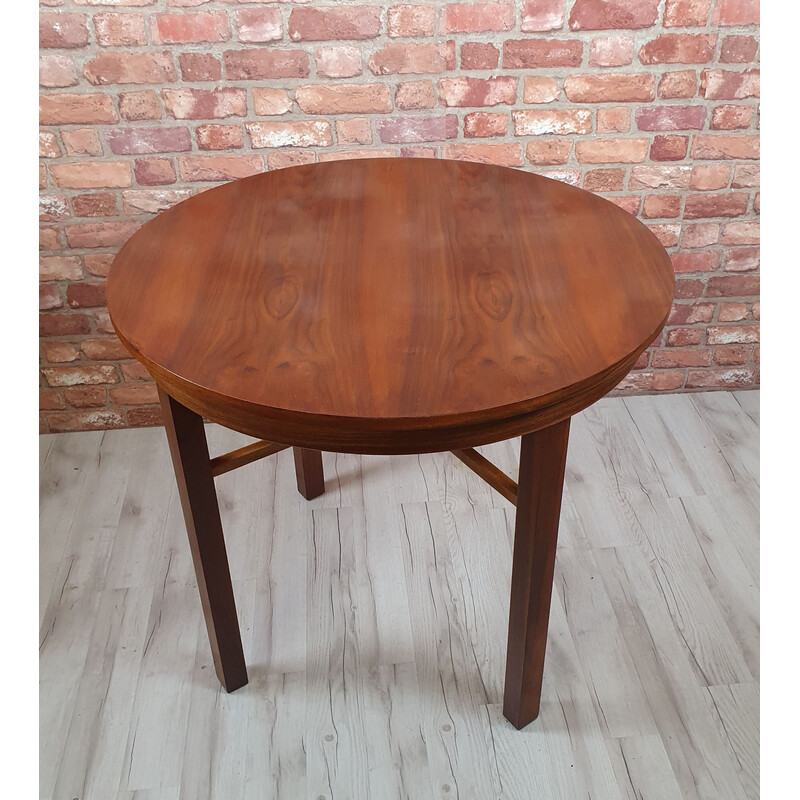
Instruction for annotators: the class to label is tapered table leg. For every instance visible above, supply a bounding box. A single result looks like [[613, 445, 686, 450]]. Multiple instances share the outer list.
[[158, 388, 248, 692], [293, 447, 325, 500], [503, 418, 571, 729]]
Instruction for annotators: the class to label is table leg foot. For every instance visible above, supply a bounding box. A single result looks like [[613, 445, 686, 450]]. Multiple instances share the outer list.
[[158, 388, 248, 692], [293, 447, 325, 500], [503, 418, 571, 729]]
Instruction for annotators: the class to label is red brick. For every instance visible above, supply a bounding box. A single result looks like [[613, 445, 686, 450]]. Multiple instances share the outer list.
[[710, 105, 754, 130], [671, 251, 721, 272], [400, 147, 438, 159], [126, 407, 162, 428], [296, 84, 392, 114], [503, 39, 583, 69], [720, 35, 759, 64], [564, 73, 654, 102], [521, 0, 564, 32], [597, 107, 630, 133], [690, 164, 731, 190], [439, 77, 517, 107], [40, 55, 78, 88], [684, 192, 749, 220], [66, 281, 105, 309], [663, 0, 712, 27], [686, 368, 756, 388], [752, 302, 760, 320], [40, 390, 66, 412], [369, 42, 451, 75], [707, 325, 758, 345], [674, 278, 704, 299], [65, 221, 140, 248], [315, 46, 362, 78], [179, 154, 263, 180], [666, 328, 702, 346], [377, 115, 458, 143], [692, 134, 759, 159], [40, 284, 62, 310], [712, 345, 753, 366], [43, 364, 119, 387], [40, 227, 61, 251], [119, 90, 162, 121], [721, 221, 759, 244], [253, 88, 293, 116], [652, 349, 711, 368], [616, 371, 685, 391], [724, 247, 759, 271], [106, 127, 191, 155], [84, 52, 176, 85], [647, 224, 681, 247], [636, 106, 706, 131], [267, 152, 317, 170], [134, 158, 177, 186], [247, 120, 332, 148], [395, 81, 436, 110], [152, 11, 230, 43], [668, 302, 714, 324], [318, 149, 396, 163], [40, 13, 89, 48], [589, 37, 633, 67], [713, 0, 759, 26], [609, 196, 641, 215], [682, 222, 719, 248], [224, 49, 309, 80], [569, 0, 659, 30], [639, 34, 716, 64], [464, 112, 507, 138], [440, 3, 515, 33], [50, 161, 132, 188], [40, 93, 117, 125], [700, 69, 759, 100], [289, 6, 381, 41], [336, 118, 372, 145], [197, 124, 243, 151], [122, 362, 152, 382], [526, 139, 572, 165], [236, 8, 282, 42], [110, 385, 160, 405], [94, 13, 147, 46], [575, 138, 649, 164], [84, 254, 115, 278], [441, 142, 524, 167], [718, 302, 749, 322], [658, 70, 697, 99], [642, 195, 681, 219], [43, 342, 80, 364], [651, 135, 688, 161], [63, 387, 107, 408], [61, 130, 101, 158], [163, 88, 246, 119], [47, 410, 125, 432], [40, 313, 89, 337], [122, 189, 193, 214], [523, 77, 560, 103], [40, 256, 82, 282], [388, 5, 436, 37], [513, 109, 591, 136], [39, 131, 61, 159], [73, 192, 118, 217], [584, 168, 625, 192], [80, 339, 130, 360], [179, 53, 222, 82], [706, 275, 759, 297], [461, 42, 499, 70]]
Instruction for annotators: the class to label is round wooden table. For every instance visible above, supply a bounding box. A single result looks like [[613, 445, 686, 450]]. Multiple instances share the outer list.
[[107, 158, 673, 730]]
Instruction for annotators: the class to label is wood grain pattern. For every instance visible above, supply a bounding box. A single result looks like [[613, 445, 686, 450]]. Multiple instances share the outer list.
[[107, 158, 673, 454]]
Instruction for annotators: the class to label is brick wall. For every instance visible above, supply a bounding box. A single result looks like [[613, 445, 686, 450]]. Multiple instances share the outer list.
[[39, 0, 760, 433]]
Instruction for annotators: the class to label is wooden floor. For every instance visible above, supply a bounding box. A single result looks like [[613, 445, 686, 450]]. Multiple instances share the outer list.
[[39, 391, 759, 800]]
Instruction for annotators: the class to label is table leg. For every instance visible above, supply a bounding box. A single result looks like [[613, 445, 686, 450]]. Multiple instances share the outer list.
[[293, 447, 325, 500], [157, 388, 248, 692], [503, 418, 571, 729]]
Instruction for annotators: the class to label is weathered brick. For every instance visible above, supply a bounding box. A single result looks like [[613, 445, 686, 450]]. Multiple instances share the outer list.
[[236, 8, 282, 42], [512, 109, 591, 136], [73, 192, 118, 217], [701, 69, 759, 99], [711, 105, 755, 130], [651, 135, 689, 161], [597, 107, 630, 133], [569, 0, 659, 30], [440, 3, 515, 33], [712, 345, 753, 366], [636, 106, 706, 131], [43, 364, 119, 387], [289, 6, 381, 41], [40, 13, 89, 48], [40, 284, 62, 310], [43, 342, 80, 364], [40, 93, 117, 125], [253, 88, 293, 116], [642, 195, 681, 219], [110, 385, 160, 405], [441, 142, 524, 167], [564, 74, 654, 102], [119, 90, 162, 121], [658, 70, 697, 99], [163, 88, 247, 119], [84, 52, 176, 85], [65, 221, 140, 248], [61, 129, 103, 157], [179, 53, 222, 82], [319, 149, 396, 163], [40, 313, 90, 337], [315, 46, 362, 78], [609, 196, 641, 215], [395, 81, 436, 110], [667, 328, 702, 346], [584, 168, 625, 192], [126, 407, 162, 428], [388, 5, 435, 38], [652, 349, 711, 368], [526, 139, 572, 165], [461, 42, 499, 70], [713, 0, 759, 26], [706, 275, 759, 297], [81, 339, 131, 360], [336, 118, 372, 145], [671, 251, 721, 272], [690, 164, 731, 190], [134, 158, 177, 185], [464, 112, 507, 138], [224, 49, 309, 80], [707, 321, 760, 342], [718, 302, 749, 322], [84, 253, 115, 277], [400, 147, 438, 159], [663, 0, 712, 27], [521, 0, 564, 32], [590, 37, 633, 67], [94, 12, 147, 46], [39, 131, 61, 159], [295, 84, 392, 114], [122, 189, 193, 214], [40, 227, 61, 251], [503, 39, 583, 69], [616, 371, 684, 391], [668, 302, 714, 324], [152, 11, 230, 43], [197, 124, 243, 151], [647, 224, 681, 247], [720, 35, 759, 64], [122, 362, 152, 382], [438, 77, 517, 107], [369, 42, 451, 75], [640, 34, 716, 64], [63, 387, 107, 408], [106, 127, 192, 154], [247, 120, 333, 148], [40, 256, 82, 282], [40, 55, 78, 88], [178, 154, 263, 180], [682, 222, 719, 248], [575, 138, 649, 164], [377, 115, 458, 143], [721, 221, 759, 245], [47, 410, 125, 432], [692, 134, 759, 160], [51, 161, 133, 188], [724, 247, 759, 272]]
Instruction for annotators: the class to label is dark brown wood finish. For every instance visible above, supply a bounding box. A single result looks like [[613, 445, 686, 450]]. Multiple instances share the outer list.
[[157, 387, 248, 692], [452, 448, 518, 506], [503, 418, 571, 729], [210, 440, 288, 478], [293, 447, 325, 500]]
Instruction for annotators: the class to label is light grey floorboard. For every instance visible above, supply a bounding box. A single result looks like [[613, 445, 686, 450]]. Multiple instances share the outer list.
[[39, 391, 759, 800]]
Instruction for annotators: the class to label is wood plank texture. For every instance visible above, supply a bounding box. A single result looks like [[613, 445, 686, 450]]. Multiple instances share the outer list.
[[39, 391, 759, 799]]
